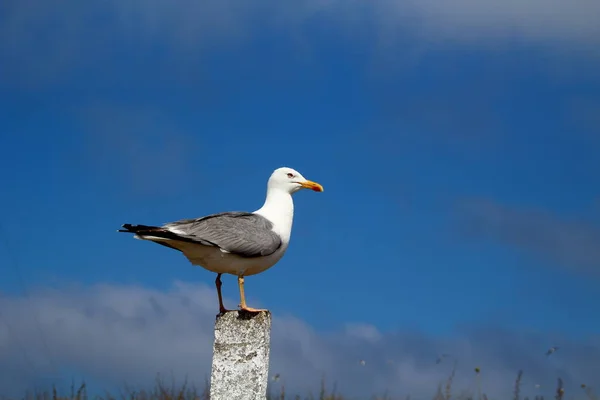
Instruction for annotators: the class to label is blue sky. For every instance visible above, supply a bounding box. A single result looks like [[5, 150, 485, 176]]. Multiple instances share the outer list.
[[1, 0, 600, 398]]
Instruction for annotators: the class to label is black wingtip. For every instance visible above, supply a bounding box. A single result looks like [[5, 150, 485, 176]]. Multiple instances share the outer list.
[[118, 223, 164, 234], [118, 223, 136, 233]]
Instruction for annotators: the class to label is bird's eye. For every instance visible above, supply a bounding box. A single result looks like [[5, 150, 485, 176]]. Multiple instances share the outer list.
[[287, 173, 294, 178]]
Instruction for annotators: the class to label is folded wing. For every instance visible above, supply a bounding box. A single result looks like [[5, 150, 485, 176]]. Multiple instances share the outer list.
[[163, 211, 282, 258]]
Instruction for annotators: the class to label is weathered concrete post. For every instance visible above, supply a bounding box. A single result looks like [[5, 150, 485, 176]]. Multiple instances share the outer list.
[[209, 310, 272, 400]]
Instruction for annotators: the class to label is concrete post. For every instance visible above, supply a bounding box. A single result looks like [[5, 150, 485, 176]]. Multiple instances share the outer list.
[[209, 310, 272, 400]]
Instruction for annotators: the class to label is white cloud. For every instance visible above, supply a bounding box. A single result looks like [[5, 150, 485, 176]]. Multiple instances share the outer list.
[[65, 0, 600, 45], [0, 281, 598, 398], [345, 323, 383, 343], [381, 0, 600, 44], [1, 0, 599, 88]]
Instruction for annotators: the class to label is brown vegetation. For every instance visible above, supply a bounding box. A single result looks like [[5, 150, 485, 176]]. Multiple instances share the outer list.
[[4, 372, 595, 400]]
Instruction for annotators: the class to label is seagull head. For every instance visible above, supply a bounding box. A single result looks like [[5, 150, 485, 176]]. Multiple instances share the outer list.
[[268, 167, 324, 194]]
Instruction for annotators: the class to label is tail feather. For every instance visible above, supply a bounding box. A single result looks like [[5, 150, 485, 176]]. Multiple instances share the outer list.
[[118, 223, 195, 243], [118, 223, 184, 252]]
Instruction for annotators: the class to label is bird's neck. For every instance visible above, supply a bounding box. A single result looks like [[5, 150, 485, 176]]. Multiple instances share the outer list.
[[254, 188, 294, 243]]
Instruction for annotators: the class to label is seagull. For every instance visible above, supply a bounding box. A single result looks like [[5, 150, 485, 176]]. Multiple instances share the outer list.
[[118, 167, 324, 314], [546, 346, 559, 356]]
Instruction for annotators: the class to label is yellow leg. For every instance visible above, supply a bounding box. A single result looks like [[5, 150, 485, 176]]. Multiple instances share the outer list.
[[237, 275, 266, 313], [215, 273, 230, 314]]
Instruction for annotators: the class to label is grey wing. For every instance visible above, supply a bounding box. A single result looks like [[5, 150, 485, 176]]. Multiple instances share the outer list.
[[163, 212, 282, 258]]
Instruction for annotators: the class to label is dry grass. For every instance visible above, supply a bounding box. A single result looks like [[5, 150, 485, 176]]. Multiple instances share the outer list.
[[3, 372, 595, 400]]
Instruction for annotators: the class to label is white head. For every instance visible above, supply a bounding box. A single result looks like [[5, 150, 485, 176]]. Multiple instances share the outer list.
[[267, 167, 324, 195]]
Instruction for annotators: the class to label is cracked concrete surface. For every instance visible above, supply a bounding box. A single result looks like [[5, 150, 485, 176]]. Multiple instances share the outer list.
[[210, 311, 272, 400]]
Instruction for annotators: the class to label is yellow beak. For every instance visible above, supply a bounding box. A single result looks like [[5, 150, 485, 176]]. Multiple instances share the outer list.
[[300, 180, 324, 192]]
